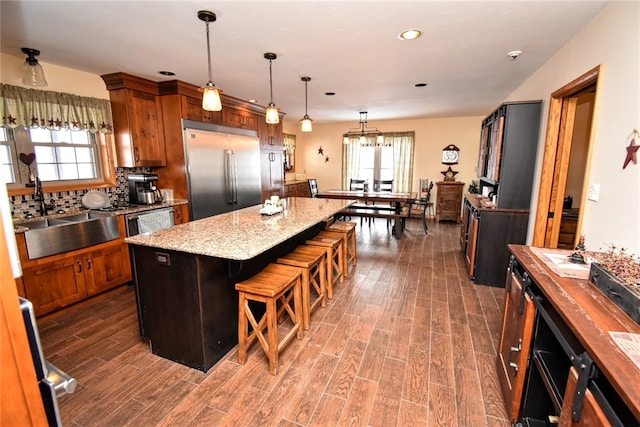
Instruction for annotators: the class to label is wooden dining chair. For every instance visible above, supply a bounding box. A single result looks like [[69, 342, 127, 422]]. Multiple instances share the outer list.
[[373, 179, 394, 226], [408, 181, 434, 234]]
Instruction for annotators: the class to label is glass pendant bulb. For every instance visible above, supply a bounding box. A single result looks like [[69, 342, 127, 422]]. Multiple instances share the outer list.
[[198, 10, 222, 112], [300, 76, 312, 132], [21, 48, 47, 87], [264, 53, 279, 124]]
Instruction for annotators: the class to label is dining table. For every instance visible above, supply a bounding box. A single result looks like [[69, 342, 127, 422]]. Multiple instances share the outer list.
[[315, 189, 417, 239]]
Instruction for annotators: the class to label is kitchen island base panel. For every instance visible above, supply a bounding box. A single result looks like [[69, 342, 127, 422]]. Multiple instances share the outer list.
[[130, 223, 323, 372]]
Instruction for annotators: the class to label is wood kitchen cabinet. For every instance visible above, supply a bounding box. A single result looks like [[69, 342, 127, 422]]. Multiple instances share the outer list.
[[16, 216, 132, 316], [460, 194, 529, 286], [180, 93, 222, 124], [497, 258, 535, 421], [101, 72, 167, 167], [223, 106, 258, 130], [435, 181, 464, 222], [172, 203, 190, 224], [284, 181, 311, 198], [477, 101, 541, 209], [261, 149, 284, 201]]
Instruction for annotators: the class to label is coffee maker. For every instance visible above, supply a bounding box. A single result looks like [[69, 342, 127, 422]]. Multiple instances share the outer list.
[[128, 173, 162, 205]]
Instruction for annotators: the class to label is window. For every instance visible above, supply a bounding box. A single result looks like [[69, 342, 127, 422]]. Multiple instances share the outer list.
[[343, 132, 415, 192], [5, 127, 101, 185], [0, 127, 16, 183], [0, 84, 115, 192], [356, 145, 394, 186]]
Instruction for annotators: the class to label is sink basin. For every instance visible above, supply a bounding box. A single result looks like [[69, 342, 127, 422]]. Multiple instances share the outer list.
[[17, 218, 70, 229], [18, 214, 120, 259]]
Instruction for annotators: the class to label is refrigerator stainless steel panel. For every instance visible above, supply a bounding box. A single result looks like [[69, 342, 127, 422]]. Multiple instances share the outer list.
[[183, 122, 262, 220]]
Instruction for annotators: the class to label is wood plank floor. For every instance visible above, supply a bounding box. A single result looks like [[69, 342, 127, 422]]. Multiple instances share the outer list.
[[38, 219, 510, 426]]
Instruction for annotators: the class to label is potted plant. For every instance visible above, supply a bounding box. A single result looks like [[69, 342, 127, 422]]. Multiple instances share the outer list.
[[588, 244, 640, 323]]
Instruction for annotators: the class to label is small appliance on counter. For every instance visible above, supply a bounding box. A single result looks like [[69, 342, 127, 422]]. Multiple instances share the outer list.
[[128, 173, 163, 205]]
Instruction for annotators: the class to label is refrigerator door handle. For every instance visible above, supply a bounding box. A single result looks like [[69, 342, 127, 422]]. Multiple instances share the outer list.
[[224, 149, 234, 204], [231, 151, 239, 204]]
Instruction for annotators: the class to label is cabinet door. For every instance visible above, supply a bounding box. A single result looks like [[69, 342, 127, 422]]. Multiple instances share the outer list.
[[260, 150, 284, 198], [84, 244, 131, 296], [559, 367, 612, 427], [180, 95, 222, 124], [223, 107, 258, 130], [258, 120, 283, 148], [127, 90, 167, 166], [466, 215, 479, 278], [497, 270, 535, 421], [22, 257, 88, 316], [173, 204, 190, 224]]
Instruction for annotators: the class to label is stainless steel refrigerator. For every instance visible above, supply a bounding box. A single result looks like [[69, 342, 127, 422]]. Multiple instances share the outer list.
[[183, 121, 262, 220]]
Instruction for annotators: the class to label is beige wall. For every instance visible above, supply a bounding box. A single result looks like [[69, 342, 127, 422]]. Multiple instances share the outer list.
[[506, 1, 639, 253], [1, 52, 108, 98], [283, 116, 483, 205]]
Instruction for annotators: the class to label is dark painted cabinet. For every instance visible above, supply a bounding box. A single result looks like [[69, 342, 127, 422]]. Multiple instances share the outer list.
[[477, 101, 541, 209]]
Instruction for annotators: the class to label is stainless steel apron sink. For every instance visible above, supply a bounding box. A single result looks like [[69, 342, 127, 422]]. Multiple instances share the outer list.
[[18, 213, 120, 259]]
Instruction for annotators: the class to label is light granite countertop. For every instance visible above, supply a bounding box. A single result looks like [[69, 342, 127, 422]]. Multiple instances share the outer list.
[[125, 197, 354, 260]]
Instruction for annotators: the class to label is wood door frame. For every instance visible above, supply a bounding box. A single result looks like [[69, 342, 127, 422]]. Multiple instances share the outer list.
[[532, 65, 601, 247]]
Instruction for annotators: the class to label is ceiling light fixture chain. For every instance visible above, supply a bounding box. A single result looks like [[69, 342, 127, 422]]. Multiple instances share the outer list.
[[198, 10, 222, 111], [264, 52, 279, 124], [300, 76, 312, 132]]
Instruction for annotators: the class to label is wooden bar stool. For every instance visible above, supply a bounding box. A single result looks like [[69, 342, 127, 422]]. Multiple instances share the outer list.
[[277, 245, 327, 330], [235, 263, 303, 375], [325, 221, 357, 274], [306, 231, 345, 299]]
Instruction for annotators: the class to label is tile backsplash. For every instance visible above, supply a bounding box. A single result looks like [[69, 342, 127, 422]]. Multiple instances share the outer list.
[[8, 167, 151, 218]]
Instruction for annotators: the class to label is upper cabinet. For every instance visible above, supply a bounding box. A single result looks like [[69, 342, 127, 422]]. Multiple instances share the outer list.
[[477, 101, 542, 210], [101, 73, 167, 167]]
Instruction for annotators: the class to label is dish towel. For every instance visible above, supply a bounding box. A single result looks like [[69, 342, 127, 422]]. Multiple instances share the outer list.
[[138, 210, 173, 234]]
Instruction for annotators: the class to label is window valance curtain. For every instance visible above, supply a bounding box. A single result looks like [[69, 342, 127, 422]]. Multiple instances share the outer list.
[[0, 84, 113, 134]]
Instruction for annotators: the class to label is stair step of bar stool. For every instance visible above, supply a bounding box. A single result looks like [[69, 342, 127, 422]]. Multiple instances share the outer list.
[[306, 231, 345, 299], [325, 221, 357, 273], [277, 245, 327, 330], [235, 263, 303, 375]]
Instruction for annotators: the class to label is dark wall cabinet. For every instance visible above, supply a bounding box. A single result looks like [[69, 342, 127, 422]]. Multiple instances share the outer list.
[[462, 101, 542, 286], [477, 101, 541, 210]]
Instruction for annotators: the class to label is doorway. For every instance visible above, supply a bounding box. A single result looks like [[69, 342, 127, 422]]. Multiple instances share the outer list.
[[532, 65, 601, 248]]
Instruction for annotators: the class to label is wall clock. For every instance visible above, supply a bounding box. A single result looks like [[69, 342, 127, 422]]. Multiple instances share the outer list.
[[441, 144, 460, 164]]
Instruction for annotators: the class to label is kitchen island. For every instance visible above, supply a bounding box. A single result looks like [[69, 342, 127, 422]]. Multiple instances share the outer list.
[[125, 197, 352, 371]]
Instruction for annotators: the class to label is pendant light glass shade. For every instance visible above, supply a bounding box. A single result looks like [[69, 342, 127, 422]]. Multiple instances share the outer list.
[[21, 48, 47, 87], [198, 10, 222, 112], [300, 76, 313, 132], [264, 53, 279, 124]]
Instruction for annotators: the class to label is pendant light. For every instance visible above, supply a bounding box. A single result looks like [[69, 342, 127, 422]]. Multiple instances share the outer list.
[[300, 77, 313, 132], [21, 48, 48, 86], [264, 52, 279, 124], [198, 10, 222, 111]]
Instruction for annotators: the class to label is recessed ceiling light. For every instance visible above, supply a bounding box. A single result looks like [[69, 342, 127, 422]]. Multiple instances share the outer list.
[[158, 71, 176, 76], [398, 30, 422, 41], [415, 83, 428, 87], [248, 99, 258, 103], [325, 92, 335, 96]]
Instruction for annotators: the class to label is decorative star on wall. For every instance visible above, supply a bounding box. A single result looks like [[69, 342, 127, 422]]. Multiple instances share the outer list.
[[317, 146, 324, 156], [623, 129, 639, 169]]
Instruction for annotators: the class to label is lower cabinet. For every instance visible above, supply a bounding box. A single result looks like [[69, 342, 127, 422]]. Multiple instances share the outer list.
[[21, 241, 131, 316], [461, 194, 529, 286], [17, 216, 132, 317], [497, 260, 535, 421], [260, 149, 284, 201], [499, 246, 639, 427], [284, 181, 311, 198], [435, 181, 464, 222], [172, 203, 190, 224]]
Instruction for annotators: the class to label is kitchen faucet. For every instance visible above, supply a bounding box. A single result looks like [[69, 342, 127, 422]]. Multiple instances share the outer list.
[[34, 177, 55, 216]]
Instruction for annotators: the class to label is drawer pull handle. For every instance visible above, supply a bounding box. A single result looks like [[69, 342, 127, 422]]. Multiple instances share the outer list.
[[508, 338, 522, 375], [509, 362, 519, 374]]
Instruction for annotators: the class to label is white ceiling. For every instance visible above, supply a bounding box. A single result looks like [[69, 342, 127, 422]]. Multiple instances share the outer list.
[[1, 1, 609, 125]]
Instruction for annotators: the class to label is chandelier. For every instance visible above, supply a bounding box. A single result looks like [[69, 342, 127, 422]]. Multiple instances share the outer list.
[[342, 111, 384, 146]]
